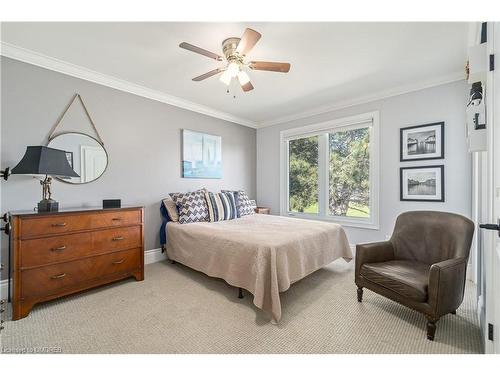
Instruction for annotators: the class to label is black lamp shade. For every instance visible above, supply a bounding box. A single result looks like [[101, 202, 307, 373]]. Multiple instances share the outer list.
[[11, 146, 79, 178]]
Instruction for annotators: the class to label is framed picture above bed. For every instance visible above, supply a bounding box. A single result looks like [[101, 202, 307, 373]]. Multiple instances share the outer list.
[[400, 165, 444, 202], [182, 129, 222, 179], [400, 122, 444, 161]]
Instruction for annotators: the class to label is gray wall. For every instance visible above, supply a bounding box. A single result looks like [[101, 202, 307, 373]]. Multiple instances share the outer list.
[[256, 80, 471, 245], [0, 57, 256, 279]]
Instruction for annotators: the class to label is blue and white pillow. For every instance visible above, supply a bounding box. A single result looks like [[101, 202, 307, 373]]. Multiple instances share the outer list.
[[236, 190, 256, 216], [170, 189, 209, 224], [222, 190, 256, 217], [205, 191, 238, 222]]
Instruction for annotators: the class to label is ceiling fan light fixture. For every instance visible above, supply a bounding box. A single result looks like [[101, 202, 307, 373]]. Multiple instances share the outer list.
[[180, 28, 291, 93], [219, 70, 232, 85], [227, 62, 240, 78], [237, 70, 250, 85]]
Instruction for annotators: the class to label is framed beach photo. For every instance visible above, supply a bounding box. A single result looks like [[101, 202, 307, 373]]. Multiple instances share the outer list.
[[400, 122, 444, 161], [400, 165, 444, 202], [182, 129, 222, 179]]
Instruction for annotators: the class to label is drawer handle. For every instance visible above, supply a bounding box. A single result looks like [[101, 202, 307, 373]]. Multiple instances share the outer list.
[[50, 273, 66, 279], [51, 245, 67, 252], [51, 222, 67, 227], [111, 218, 122, 221], [112, 259, 125, 264], [112, 236, 124, 241]]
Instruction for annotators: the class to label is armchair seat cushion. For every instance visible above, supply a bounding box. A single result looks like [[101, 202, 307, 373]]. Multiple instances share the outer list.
[[360, 260, 430, 302]]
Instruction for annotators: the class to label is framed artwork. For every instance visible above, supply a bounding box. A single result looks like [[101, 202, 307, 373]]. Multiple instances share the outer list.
[[65, 151, 74, 169], [182, 129, 222, 179], [400, 122, 444, 161], [400, 165, 444, 202]]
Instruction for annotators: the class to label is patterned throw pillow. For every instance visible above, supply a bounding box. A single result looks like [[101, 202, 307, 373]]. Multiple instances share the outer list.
[[162, 195, 179, 222], [170, 189, 209, 224], [205, 191, 238, 222], [221, 190, 241, 217], [236, 190, 256, 217]]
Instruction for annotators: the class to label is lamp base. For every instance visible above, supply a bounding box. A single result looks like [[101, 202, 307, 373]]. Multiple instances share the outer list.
[[38, 199, 59, 212]]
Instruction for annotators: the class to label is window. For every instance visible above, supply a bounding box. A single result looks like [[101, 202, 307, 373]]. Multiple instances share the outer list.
[[288, 136, 319, 213], [281, 112, 379, 229]]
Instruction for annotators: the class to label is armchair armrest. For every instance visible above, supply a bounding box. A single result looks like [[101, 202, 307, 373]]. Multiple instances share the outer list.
[[428, 257, 468, 316], [355, 241, 395, 283]]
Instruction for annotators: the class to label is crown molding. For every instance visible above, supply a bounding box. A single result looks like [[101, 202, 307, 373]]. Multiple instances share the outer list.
[[257, 71, 465, 128], [1, 41, 466, 131], [0, 42, 258, 128]]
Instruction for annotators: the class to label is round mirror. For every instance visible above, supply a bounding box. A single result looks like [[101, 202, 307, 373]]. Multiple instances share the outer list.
[[47, 132, 108, 184]]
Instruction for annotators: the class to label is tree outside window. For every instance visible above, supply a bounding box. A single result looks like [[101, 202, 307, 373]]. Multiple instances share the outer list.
[[329, 127, 370, 218], [287, 127, 370, 219]]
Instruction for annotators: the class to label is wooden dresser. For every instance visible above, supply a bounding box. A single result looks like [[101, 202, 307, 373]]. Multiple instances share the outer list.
[[9, 206, 144, 320]]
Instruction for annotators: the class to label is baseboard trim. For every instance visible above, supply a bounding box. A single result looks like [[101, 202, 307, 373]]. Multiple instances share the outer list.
[[0, 248, 168, 299], [144, 247, 168, 265]]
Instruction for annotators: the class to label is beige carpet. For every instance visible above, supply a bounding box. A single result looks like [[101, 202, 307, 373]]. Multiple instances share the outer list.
[[1, 260, 483, 354]]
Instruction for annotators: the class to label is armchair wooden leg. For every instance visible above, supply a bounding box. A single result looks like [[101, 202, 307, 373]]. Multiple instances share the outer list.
[[451, 310, 456, 315], [357, 287, 363, 302], [170, 260, 176, 264], [427, 320, 437, 341], [238, 288, 244, 299]]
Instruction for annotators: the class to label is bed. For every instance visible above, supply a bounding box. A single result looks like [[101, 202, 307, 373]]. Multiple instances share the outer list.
[[160, 208, 352, 322]]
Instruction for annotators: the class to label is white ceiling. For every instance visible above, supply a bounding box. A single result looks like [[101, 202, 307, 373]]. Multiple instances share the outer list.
[[1, 22, 469, 127]]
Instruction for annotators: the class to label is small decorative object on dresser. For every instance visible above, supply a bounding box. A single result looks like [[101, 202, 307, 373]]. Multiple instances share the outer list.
[[9, 206, 144, 320], [103, 199, 122, 209], [255, 207, 271, 214]]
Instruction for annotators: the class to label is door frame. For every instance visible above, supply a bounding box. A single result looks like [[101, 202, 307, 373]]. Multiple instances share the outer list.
[[483, 21, 499, 354]]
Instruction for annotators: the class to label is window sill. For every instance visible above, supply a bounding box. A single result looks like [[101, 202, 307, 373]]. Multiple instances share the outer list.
[[282, 212, 380, 230]]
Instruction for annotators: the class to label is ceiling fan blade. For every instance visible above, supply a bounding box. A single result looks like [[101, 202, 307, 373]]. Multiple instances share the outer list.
[[249, 61, 291, 73], [192, 68, 225, 81], [236, 28, 262, 56], [179, 42, 223, 61], [241, 81, 254, 92]]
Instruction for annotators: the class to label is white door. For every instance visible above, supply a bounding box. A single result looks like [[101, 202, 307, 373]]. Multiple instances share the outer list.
[[481, 22, 500, 354], [80, 145, 107, 183]]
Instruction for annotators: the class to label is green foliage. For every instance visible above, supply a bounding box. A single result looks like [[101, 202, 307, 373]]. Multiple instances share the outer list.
[[329, 128, 370, 216], [289, 136, 318, 212], [288, 128, 370, 217]]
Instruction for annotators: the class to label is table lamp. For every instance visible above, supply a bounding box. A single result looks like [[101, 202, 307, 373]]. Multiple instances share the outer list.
[[11, 146, 80, 212]]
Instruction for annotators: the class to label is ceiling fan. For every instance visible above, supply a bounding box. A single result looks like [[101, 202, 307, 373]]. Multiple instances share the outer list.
[[179, 28, 291, 92]]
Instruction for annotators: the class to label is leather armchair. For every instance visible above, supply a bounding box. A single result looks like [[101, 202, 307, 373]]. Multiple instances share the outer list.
[[355, 211, 474, 341]]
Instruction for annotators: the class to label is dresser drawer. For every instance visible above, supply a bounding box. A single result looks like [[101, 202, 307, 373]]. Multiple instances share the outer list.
[[21, 248, 141, 298], [89, 210, 142, 229], [18, 209, 142, 238], [20, 214, 92, 237], [20, 232, 93, 268], [92, 226, 141, 251]]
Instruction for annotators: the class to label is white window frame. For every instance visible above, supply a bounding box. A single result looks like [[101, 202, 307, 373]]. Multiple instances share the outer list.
[[279, 111, 380, 230]]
